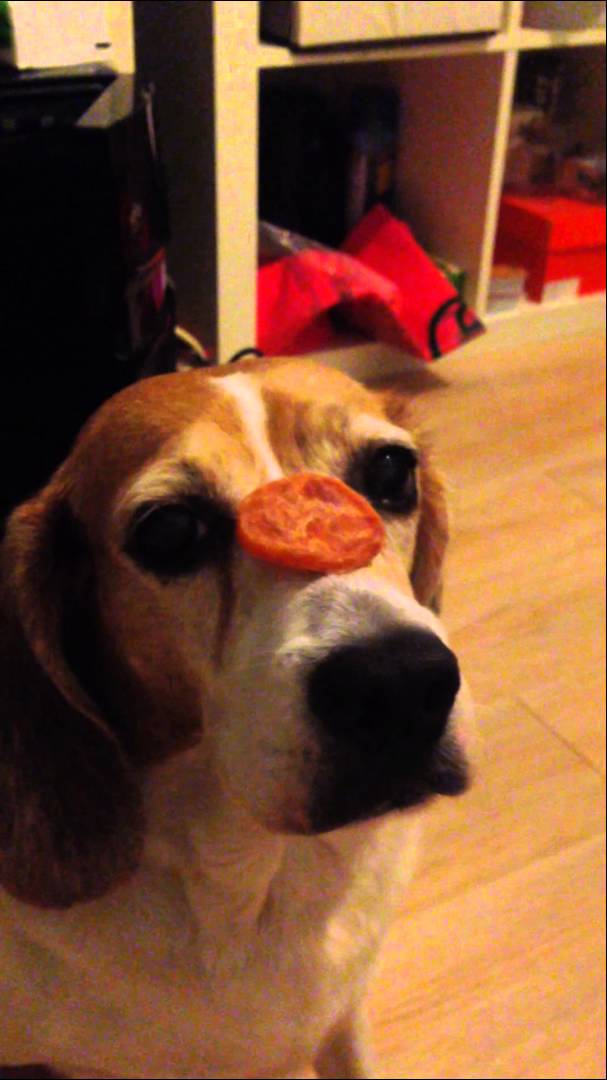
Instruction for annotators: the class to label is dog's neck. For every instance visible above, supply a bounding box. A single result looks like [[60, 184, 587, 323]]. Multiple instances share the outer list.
[[143, 744, 293, 932], [141, 741, 399, 945]]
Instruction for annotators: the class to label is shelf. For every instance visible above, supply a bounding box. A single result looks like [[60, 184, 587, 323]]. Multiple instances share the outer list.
[[135, 2, 605, 363], [257, 32, 511, 70], [257, 26, 605, 70], [485, 291, 606, 323], [515, 25, 606, 50]]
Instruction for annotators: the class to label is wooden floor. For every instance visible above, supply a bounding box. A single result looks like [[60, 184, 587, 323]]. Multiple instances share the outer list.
[[367, 330, 606, 1079]]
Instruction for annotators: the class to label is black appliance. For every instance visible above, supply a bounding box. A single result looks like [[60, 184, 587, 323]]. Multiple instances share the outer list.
[[0, 66, 173, 523]]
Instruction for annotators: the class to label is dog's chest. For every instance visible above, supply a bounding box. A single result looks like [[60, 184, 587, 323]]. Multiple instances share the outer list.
[[66, 916, 354, 1078], [2, 818, 416, 1078]]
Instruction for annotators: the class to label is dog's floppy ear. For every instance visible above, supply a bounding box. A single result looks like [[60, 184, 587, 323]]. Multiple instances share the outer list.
[[411, 450, 450, 613], [0, 486, 144, 909], [381, 388, 449, 612]]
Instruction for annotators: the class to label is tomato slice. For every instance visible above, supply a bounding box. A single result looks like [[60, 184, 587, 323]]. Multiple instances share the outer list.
[[236, 473, 385, 573]]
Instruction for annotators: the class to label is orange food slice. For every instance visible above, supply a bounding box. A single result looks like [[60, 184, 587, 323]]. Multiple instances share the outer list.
[[237, 473, 385, 573]]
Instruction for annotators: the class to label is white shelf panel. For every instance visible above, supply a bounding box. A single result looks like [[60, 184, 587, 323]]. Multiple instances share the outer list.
[[257, 25, 605, 70], [515, 25, 606, 50], [257, 33, 512, 70], [485, 291, 606, 324], [106, 0, 135, 73]]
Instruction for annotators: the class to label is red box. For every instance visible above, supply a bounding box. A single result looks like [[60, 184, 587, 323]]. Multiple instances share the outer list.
[[495, 193, 606, 302]]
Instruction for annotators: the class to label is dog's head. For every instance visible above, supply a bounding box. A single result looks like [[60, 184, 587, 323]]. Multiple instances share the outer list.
[[0, 359, 470, 908]]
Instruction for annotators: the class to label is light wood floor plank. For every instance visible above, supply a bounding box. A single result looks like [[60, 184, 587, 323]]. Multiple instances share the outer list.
[[368, 331, 606, 1079], [370, 837, 605, 1080]]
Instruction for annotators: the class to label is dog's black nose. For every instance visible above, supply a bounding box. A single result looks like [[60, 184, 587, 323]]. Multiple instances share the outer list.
[[307, 628, 460, 751]]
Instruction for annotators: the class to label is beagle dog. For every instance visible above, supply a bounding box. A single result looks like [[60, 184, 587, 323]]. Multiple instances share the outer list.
[[0, 358, 471, 1080]]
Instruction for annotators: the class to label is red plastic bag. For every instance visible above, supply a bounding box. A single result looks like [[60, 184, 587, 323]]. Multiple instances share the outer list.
[[342, 205, 484, 360], [257, 211, 484, 361], [257, 229, 406, 356]]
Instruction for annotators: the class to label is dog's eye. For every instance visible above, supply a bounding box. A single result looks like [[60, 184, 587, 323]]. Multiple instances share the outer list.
[[126, 502, 233, 576], [356, 444, 419, 514]]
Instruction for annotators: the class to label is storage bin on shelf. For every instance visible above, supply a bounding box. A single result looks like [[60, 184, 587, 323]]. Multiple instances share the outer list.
[[495, 192, 606, 303]]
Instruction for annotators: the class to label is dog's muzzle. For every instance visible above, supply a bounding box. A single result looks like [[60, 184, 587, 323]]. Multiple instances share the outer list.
[[306, 627, 469, 831]]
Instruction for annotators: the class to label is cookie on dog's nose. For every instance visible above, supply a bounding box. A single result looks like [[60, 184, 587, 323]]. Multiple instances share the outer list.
[[307, 627, 461, 750], [237, 472, 385, 573]]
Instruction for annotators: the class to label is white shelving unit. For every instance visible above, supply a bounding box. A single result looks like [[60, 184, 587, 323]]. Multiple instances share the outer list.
[[134, 1, 606, 366]]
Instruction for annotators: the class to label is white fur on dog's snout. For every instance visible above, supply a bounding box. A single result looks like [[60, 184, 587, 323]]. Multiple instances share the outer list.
[[279, 569, 448, 663], [209, 563, 462, 834]]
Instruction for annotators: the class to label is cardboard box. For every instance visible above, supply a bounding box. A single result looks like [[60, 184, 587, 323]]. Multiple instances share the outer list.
[[261, 1, 504, 48], [495, 193, 606, 302], [524, 1, 606, 30], [7, 1, 111, 69]]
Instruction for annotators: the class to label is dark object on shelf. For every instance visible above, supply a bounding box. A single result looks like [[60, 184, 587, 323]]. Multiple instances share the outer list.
[[516, 51, 565, 119], [0, 1069, 61, 1079], [0, 63, 114, 133], [259, 87, 347, 247], [523, 1, 606, 31], [0, 0, 12, 53], [503, 104, 564, 191], [345, 86, 399, 232], [558, 152, 606, 202], [0, 70, 173, 523]]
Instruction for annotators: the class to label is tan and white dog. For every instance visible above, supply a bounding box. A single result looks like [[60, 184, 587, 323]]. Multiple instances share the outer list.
[[0, 358, 471, 1080]]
